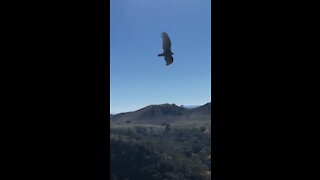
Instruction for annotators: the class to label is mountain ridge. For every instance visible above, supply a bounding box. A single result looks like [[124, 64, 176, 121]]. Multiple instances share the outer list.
[[110, 102, 211, 124]]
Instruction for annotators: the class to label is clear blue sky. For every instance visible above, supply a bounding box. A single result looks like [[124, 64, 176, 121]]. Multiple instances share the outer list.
[[110, 0, 211, 114]]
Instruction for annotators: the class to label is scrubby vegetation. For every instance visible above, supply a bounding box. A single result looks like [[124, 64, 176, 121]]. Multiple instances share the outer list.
[[110, 126, 211, 180]]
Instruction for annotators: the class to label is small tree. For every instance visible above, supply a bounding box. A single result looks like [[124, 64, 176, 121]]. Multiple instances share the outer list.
[[200, 126, 206, 133], [136, 126, 147, 135], [165, 123, 171, 132], [149, 127, 154, 134]]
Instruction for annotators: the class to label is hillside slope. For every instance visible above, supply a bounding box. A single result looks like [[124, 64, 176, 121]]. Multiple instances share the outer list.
[[110, 102, 211, 129]]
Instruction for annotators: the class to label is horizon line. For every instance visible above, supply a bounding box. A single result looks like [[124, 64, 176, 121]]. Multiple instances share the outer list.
[[110, 102, 211, 115]]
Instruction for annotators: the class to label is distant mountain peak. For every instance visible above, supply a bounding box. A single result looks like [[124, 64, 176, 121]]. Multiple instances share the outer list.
[[110, 102, 211, 123], [136, 103, 185, 118], [190, 102, 211, 115]]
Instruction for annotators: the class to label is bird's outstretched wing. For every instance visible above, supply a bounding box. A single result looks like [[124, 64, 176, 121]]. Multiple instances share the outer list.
[[164, 55, 173, 65], [161, 32, 172, 52]]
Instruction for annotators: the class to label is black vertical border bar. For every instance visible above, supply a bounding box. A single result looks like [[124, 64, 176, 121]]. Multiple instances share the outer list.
[[212, 0, 225, 179], [97, 0, 109, 179]]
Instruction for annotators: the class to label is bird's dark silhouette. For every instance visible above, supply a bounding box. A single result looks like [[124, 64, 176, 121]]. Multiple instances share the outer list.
[[158, 32, 174, 65]]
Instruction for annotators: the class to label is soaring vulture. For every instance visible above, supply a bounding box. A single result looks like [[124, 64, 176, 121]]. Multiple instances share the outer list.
[[157, 32, 174, 65]]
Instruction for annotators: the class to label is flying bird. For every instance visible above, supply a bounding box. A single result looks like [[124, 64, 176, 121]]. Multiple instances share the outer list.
[[157, 32, 174, 65]]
